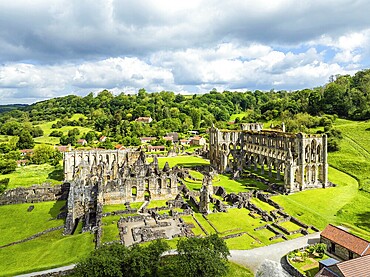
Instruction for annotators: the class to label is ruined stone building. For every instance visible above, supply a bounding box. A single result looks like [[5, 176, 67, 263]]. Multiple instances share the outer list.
[[63, 150, 180, 234], [209, 124, 328, 193]]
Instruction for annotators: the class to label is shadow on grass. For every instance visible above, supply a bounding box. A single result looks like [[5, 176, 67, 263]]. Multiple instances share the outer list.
[[48, 166, 64, 181], [355, 211, 370, 230], [175, 162, 209, 168], [49, 200, 66, 223]]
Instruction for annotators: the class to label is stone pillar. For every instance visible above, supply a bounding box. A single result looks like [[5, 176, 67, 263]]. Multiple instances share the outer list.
[[322, 134, 328, 188]]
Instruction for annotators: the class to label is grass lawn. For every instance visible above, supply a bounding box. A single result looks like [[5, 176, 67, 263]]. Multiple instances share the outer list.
[[279, 221, 301, 232], [188, 169, 203, 180], [181, 215, 205, 236], [213, 174, 268, 193], [225, 233, 261, 250], [272, 167, 370, 240], [102, 204, 127, 213], [146, 199, 168, 209], [193, 213, 217, 235], [153, 156, 210, 169], [183, 178, 203, 191], [0, 201, 65, 246], [101, 215, 121, 243], [330, 119, 370, 192], [0, 230, 94, 277], [226, 262, 254, 277], [3, 164, 63, 189], [130, 202, 144, 210], [250, 198, 276, 212]]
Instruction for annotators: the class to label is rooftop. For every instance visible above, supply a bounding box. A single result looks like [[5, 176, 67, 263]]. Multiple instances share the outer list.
[[321, 224, 370, 256]]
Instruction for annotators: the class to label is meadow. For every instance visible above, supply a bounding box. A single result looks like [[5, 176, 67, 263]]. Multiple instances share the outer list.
[[1, 164, 63, 189], [34, 114, 94, 145]]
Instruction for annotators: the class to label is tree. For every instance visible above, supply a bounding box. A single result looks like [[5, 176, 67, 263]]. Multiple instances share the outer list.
[[0, 178, 10, 194], [31, 144, 57, 165], [174, 234, 230, 277], [0, 159, 17, 174], [16, 130, 34, 149]]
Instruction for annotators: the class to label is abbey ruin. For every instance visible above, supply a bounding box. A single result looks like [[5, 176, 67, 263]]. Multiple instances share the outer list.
[[209, 124, 329, 193], [63, 150, 180, 234]]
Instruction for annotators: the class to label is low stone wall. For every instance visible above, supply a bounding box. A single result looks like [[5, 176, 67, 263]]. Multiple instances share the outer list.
[[281, 254, 305, 277], [0, 183, 69, 205]]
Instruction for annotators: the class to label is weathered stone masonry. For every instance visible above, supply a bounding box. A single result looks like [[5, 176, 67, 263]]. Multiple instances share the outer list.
[[209, 124, 328, 193], [63, 150, 180, 235]]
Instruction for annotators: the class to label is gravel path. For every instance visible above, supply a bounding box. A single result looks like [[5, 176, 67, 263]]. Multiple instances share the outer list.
[[229, 232, 320, 273]]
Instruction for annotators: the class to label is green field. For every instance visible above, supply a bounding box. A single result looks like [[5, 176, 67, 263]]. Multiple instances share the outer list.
[[0, 230, 94, 277], [2, 164, 63, 189], [153, 156, 210, 168], [330, 119, 370, 191], [34, 114, 94, 145], [0, 201, 65, 246]]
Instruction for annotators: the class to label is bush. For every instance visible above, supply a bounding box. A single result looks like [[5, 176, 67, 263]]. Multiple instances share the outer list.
[[0, 159, 17, 174], [0, 178, 10, 194]]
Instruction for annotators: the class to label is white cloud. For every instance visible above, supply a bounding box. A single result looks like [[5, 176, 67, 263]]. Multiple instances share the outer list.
[[1, 1, 370, 103]]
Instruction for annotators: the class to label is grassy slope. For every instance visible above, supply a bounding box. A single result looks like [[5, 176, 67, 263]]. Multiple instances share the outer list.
[[272, 118, 370, 239], [34, 114, 93, 145], [329, 119, 370, 191], [0, 201, 65, 246], [226, 262, 254, 277], [154, 156, 210, 169], [0, 230, 94, 277], [2, 164, 63, 189]]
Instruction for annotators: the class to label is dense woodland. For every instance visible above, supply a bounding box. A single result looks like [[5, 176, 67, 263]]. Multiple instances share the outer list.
[[0, 69, 369, 154]]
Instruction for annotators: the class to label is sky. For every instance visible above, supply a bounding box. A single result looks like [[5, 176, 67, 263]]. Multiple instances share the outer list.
[[0, 0, 370, 104]]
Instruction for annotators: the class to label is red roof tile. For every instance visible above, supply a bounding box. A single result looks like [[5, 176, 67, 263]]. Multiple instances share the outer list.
[[321, 224, 370, 256], [335, 254, 370, 277]]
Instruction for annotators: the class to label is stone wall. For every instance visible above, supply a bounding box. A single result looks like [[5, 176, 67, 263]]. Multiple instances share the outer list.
[[209, 125, 328, 193], [320, 237, 359, 260], [0, 183, 69, 205]]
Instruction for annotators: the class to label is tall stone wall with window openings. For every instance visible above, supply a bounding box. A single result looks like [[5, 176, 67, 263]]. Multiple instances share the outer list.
[[209, 124, 328, 193]]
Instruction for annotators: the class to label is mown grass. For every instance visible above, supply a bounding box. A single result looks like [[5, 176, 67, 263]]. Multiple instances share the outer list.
[[207, 208, 272, 245], [3, 164, 63, 189], [249, 198, 276, 212], [0, 201, 65, 246], [0, 230, 94, 277], [225, 233, 262, 250], [101, 215, 121, 243], [146, 199, 168, 209], [330, 119, 370, 191], [272, 167, 370, 240], [213, 174, 268, 193], [226, 262, 254, 277], [181, 215, 205, 236], [193, 213, 217, 235], [102, 204, 127, 213], [152, 156, 210, 169]]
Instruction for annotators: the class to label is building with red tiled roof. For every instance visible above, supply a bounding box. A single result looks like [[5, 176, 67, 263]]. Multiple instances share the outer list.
[[54, 145, 72, 152], [135, 117, 153, 123], [140, 137, 157, 144], [114, 144, 126, 150], [147, 145, 165, 152], [315, 254, 370, 277], [320, 224, 370, 260], [99, 136, 107, 142], [77, 139, 87, 146], [190, 136, 206, 146]]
